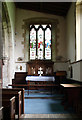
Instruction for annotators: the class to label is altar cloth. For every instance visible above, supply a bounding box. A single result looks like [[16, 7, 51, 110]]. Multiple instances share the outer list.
[[26, 76, 55, 82]]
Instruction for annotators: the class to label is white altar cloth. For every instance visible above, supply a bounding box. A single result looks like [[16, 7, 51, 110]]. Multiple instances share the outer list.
[[26, 76, 55, 82]]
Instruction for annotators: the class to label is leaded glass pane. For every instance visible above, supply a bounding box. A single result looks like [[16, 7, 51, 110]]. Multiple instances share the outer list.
[[30, 25, 32, 28], [49, 24, 51, 27], [42, 25, 47, 29], [45, 28, 51, 59], [30, 24, 51, 60], [30, 28, 36, 59], [35, 25, 39, 29], [37, 28, 44, 59]]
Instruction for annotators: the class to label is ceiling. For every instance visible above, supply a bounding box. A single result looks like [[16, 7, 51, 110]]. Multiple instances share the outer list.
[[15, 2, 72, 16]]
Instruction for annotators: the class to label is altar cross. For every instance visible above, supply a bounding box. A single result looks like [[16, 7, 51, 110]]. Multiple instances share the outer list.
[[38, 67, 43, 76]]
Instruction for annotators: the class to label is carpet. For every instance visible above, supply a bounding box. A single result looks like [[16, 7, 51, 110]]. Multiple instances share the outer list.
[[24, 90, 74, 114]]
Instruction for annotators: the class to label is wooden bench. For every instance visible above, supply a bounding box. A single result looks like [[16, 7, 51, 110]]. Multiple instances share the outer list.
[[2, 88, 24, 114], [12, 72, 27, 88], [8, 81, 58, 95], [0, 107, 4, 120], [2, 97, 15, 120], [27, 80, 58, 94], [0, 90, 22, 119], [55, 71, 67, 84], [60, 84, 82, 114]]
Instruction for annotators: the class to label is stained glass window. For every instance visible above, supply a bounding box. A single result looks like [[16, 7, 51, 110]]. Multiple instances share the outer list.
[[30, 24, 51, 60], [45, 28, 51, 59], [30, 28, 36, 59], [37, 28, 44, 59]]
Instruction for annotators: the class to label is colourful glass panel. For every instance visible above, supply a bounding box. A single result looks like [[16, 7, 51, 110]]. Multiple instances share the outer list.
[[30, 28, 36, 59], [45, 27, 51, 59], [30, 24, 51, 60], [37, 28, 44, 59]]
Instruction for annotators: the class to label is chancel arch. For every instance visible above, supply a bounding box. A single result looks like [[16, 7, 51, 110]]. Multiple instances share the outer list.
[[2, 2, 14, 87]]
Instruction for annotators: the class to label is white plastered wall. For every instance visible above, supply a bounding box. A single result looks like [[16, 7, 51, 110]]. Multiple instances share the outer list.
[[66, 2, 82, 82], [66, 3, 76, 63]]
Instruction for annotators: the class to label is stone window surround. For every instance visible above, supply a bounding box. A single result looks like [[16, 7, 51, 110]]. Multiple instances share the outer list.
[[22, 17, 59, 62]]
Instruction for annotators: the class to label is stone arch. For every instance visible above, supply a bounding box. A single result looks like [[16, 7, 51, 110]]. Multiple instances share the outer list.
[[2, 2, 12, 87]]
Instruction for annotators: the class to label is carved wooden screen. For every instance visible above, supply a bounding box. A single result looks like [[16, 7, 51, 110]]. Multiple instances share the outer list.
[[27, 60, 54, 76]]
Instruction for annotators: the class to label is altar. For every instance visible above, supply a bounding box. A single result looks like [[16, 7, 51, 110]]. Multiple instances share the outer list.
[[26, 76, 55, 94], [26, 60, 55, 94]]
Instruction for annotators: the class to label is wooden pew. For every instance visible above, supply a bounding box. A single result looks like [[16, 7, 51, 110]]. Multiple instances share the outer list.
[[0, 107, 4, 120], [0, 90, 22, 119], [2, 97, 15, 120], [27, 80, 58, 95], [55, 71, 67, 85], [2, 88, 24, 114], [60, 84, 82, 114], [8, 81, 58, 95], [12, 72, 27, 86]]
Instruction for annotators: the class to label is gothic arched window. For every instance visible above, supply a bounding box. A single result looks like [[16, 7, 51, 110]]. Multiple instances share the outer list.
[[30, 24, 52, 60]]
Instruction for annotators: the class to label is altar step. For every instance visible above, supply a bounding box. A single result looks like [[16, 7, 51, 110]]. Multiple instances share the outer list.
[[20, 114, 80, 119]]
